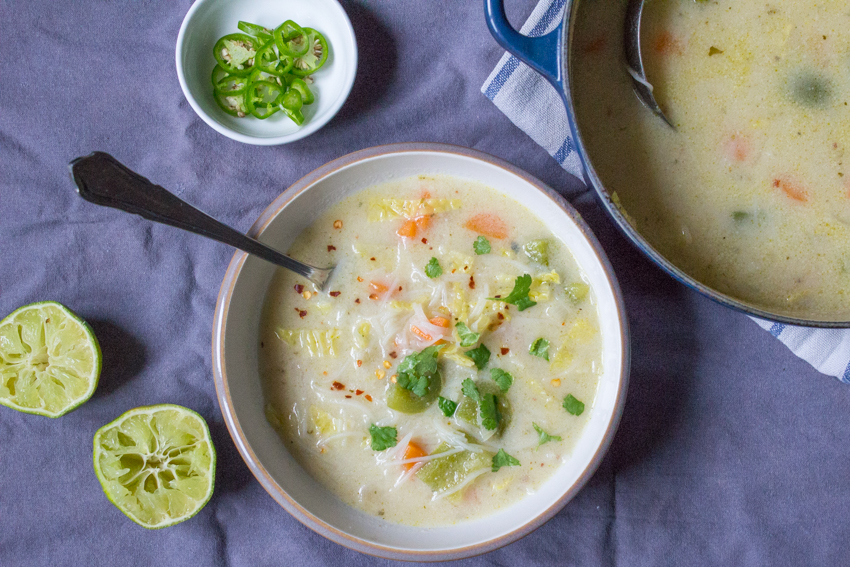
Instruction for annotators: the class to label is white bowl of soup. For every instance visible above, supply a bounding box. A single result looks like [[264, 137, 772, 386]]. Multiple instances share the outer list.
[[212, 143, 629, 560]]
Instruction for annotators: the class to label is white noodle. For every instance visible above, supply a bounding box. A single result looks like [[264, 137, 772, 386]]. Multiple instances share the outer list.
[[432, 469, 490, 501]]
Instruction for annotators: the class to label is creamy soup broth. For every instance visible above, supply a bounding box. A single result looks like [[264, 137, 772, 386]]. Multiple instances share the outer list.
[[573, 0, 850, 318], [260, 175, 603, 526]]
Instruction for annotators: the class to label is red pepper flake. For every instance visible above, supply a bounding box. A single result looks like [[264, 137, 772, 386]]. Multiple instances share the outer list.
[[355, 298, 361, 304], [369, 293, 379, 300], [355, 390, 364, 396], [345, 395, 352, 399], [398, 286, 403, 292], [469, 275, 475, 289], [421, 238, 428, 244], [501, 347, 509, 355], [494, 294, 502, 299], [365, 394, 373, 402], [327, 245, 337, 251], [294, 284, 304, 294], [357, 276, 364, 282], [329, 291, 341, 297], [331, 381, 345, 390], [356, 360, 362, 367], [295, 308, 308, 318], [370, 257, 376, 261], [497, 313, 504, 320], [389, 351, 398, 359]]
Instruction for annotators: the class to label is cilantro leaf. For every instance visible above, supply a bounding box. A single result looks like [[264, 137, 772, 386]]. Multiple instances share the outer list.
[[396, 345, 443, 397], [455, 322, 480, 347], [529, 338, 550, 361], [473, 236, 491, 255], [438, 396, 457, 417], [491, 448, 521, 472], [369, 424, 398, 451], [461, 378, 480, 402], [425, 257, 443, 278], [533, 423, 562, 446], [490, 368, 513, 392], [479, 393, 500, 430], [465, 343, 491, 370], [489, 274, 536, 311], [562, 394, 585, 416]]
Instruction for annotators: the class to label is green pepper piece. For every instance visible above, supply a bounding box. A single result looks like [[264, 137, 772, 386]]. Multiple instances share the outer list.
[[212, 69, 248, 95], [255, 41, 293, 77], [248, 68, 284, 87], [455, 380, 511, 436], [416, 442, 495, 494], [214, 91, 248, 117], [386, 369, 441, 413], [290, 28, 329, 77], [274, 20, 309, 57], [237, 21, 273, 45], [278, 88, 305, 126], [246, 80, 283, 118], [213, 33, 260, 76], [522, 239, 550, 266], [285, 75, 314, 104]]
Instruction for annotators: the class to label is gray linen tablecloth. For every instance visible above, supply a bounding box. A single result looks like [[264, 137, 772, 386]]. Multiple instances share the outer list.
[[2, 1, 849, 565]]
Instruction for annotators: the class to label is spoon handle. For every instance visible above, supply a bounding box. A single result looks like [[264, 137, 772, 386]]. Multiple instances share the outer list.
[[69, 152, 332, 287]]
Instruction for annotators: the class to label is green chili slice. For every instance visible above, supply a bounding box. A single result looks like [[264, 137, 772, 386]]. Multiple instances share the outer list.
[[237, 21, 273, 45], [290, 28, 329, 76], [285, 76, 314, 104], [274, 20, 309, 57], [279, 88, 305, 125], [214, 91, 248, 117], [255, 41, 293, 77], [213, 33, 260, 76]]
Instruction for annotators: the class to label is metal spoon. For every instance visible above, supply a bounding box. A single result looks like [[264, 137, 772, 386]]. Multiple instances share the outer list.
[[624, 0, 675, 129], [69, 152, 334, 289]]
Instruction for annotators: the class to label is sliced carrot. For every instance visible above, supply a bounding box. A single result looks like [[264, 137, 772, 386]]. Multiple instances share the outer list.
[[370, 281, 389, 294], [428, 316, 450, 328], [410, 325, 433, 342], [773, 177, 808, 203], [725, 134, 750, 162], [654, 31, 683, 56], [414, 215, 430, 230], [397, 219, 417, 238], [402, 442, 428, 471], [581, 35, 607, 55], [464, 213, 508, 239]]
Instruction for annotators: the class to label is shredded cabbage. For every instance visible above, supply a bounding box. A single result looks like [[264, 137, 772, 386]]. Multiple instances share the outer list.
[[367, 198, 461, 221], [530, 270, 561, 302], [275, 328, 340, 357]]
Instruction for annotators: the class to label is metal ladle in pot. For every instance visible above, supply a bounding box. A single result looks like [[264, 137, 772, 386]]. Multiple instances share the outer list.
[[69, 152, 335, 290], [624, 0, 675, 129]]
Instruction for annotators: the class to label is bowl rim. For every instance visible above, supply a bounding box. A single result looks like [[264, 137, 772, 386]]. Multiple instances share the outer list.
[[211, 142, 631, 560], [175, 0, 358, 146]]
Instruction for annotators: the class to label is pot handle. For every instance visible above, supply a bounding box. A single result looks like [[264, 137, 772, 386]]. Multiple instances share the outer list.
[[483, 0, 565, 91]]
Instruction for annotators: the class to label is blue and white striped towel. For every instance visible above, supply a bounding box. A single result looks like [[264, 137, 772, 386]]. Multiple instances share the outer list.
[[481, 0, 850, 384]]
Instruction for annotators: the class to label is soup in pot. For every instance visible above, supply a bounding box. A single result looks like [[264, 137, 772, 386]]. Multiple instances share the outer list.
[[573, 0, 850, 319]]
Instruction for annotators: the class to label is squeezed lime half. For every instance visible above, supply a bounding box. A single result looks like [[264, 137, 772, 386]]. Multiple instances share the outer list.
[[92, 404, 216, 529], [0, 301, 101, 417]]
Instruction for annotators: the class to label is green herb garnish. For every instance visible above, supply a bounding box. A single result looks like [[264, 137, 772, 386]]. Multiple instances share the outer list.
[[465, 343, 491, 370], [473, 236, 491, 255], [461, 378, 480, 402], [425, 257, 443, 278], [490, 368, 513, 392], [490, 274, 536, 311], [562, 394, 585, 416], [438, 396, 457, 417], [455, 321, 480, 347], [369, 424, 398, 451], [532, 423, 562, 446], [396, 345, 443, 397], [479, 393, 500, 430], [529, 338, 550, 361], [491, 448, 521, 472]]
